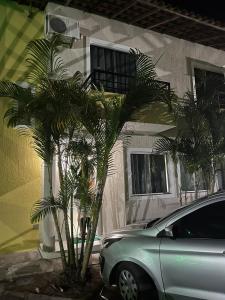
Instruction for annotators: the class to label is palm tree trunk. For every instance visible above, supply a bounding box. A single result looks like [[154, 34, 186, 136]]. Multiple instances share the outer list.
[[52, 208, 67, 271], [80, 209, 100, 281], [194, 171, 199, 200], [174, 160, 182, 206], [57, 142, 64, 185], [78, 213, 87, 274], [209, 167, 215, 195], [80, 178, 106, 281], [70, 196, 76, 269], [63, 209, 73, 267], [57, 144, 75, 271]]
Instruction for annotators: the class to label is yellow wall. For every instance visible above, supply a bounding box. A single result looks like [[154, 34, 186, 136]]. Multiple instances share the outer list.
[[0, 0, 44, 253]]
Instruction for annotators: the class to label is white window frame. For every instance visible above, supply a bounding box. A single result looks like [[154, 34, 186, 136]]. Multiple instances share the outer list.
[[127, 147, 169, 197]]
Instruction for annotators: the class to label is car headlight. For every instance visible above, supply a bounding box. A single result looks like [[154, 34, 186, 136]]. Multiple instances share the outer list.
[[101, 237, 122, 249]]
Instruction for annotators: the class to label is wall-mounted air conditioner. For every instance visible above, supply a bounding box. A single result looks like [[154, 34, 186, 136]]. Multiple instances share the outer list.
[[45, 13, 80, 42]]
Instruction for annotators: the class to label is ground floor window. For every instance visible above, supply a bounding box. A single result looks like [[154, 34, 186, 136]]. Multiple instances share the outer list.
[[130, 153, 167, 195]]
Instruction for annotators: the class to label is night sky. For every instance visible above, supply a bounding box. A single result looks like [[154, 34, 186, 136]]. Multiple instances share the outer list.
[[164, 0, 225, 23]]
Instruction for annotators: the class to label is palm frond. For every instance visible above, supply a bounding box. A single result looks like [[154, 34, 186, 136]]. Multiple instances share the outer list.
[[154, 136, 179, 162], [26, 35, 67, 83], [129, 48, 157, 81], [118, 49, 176, 126], [0, 81, 34, 127], [31, 197, 62, 223], [31, 124, 55, 164], [58, 174, 75, 209]]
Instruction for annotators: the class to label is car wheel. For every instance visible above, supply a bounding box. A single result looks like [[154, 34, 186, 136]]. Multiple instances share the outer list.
[[116, 262, 158, 300]]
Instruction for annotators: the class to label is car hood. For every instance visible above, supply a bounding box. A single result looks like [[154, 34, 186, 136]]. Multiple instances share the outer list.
[[103, 224, 159, 240]]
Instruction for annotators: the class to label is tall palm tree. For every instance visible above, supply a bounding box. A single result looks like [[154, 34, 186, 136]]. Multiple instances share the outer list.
[[0, 37, 174, 282], [0, 36, 85, 272], [68, 50, 175, 280], [155, 74, 225, 199]]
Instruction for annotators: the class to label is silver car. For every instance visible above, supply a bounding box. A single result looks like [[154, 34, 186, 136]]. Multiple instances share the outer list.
[[100, 192, 225, 300]]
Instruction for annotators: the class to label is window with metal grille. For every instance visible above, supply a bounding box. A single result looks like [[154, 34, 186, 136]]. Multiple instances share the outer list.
[[90, 45, 136, 93], [130, 153, 167, 194]]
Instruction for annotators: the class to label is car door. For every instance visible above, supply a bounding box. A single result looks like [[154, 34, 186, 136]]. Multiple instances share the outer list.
[[159, 200, 225, 300]]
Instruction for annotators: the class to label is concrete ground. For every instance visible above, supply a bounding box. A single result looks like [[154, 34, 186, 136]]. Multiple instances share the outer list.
[[0, 250, 122, 300]]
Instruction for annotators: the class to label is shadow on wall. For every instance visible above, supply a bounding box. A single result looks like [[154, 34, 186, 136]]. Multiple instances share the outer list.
[[0, 178, 41, 253], [50, 2, 174, 94], [0, 102, 41, 197], [0, 1, 43, 254], [126, 190, 209, 224], [0, 0, 44, 82], [126, 196, 180, 224], [0, 228, 39, 254], [132, 102, 174, 125]]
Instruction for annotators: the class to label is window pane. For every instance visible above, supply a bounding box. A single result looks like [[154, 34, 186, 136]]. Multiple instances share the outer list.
[[130, 153, 167, 194], [131, 154, 151, 194], [150, 155, 167, 193], [173, 201, 225, 239]]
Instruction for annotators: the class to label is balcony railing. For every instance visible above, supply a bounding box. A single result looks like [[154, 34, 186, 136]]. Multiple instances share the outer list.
[[83, 69, 170, 94]]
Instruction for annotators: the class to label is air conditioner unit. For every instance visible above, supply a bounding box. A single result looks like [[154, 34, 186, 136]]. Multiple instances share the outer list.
[[45, 13, 80, 42]]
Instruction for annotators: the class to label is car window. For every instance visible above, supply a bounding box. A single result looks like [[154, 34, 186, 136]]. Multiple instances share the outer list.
[[172, 201, 225, 239]]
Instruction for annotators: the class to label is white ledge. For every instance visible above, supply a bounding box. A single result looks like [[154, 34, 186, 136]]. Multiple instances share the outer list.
[[122, 122, 175, 135]]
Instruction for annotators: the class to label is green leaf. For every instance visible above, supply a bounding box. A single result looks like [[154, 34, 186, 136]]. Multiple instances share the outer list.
[[31, 197, 62, 224]]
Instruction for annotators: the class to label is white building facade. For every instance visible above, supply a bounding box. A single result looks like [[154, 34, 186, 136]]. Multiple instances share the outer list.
[[41, 2, 225, 250]]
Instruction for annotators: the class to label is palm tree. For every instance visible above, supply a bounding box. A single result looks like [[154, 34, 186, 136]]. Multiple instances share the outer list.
[[155, 75, 225, 199], [0, 37, 174, 282], [0, 36, 85, 273], [68, 50, 175, 280]]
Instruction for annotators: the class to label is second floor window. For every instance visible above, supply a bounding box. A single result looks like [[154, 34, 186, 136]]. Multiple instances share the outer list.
[[194, 67, 225, 109], [90, 45, 136, 93]]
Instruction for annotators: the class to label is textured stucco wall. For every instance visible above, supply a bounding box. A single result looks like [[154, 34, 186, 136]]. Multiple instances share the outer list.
[[102, 140, 126, 234], [46, 2, 225, 94], [47, 2, 225, 125], [0, 0, 43, 253]]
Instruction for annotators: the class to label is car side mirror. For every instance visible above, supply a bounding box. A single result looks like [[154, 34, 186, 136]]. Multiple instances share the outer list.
[[158, 226, 174, 239]]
